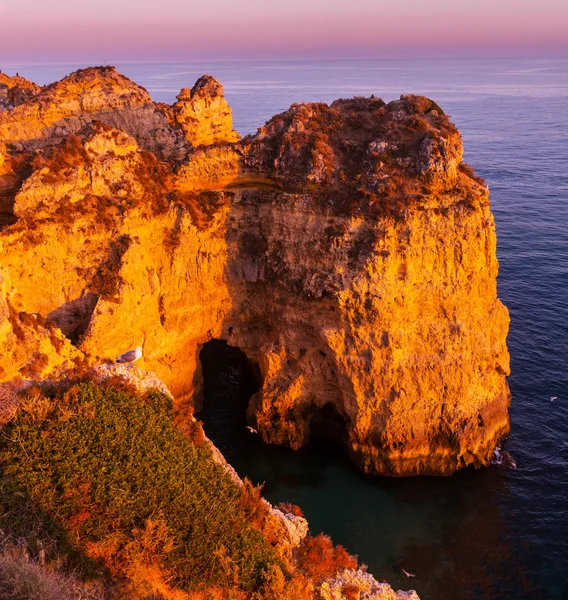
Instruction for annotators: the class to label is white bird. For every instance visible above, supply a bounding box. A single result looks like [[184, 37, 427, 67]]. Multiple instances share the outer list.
[[246, 425, 258, 435], [116, 346, 143, 364], [401, 568, 416, 578], [551, 396, 558, 402]]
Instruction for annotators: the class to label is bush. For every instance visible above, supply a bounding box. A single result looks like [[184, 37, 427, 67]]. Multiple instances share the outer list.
[[295, 534, 357, 583], [0, 383, 280, 594], [276, 502, 304, 518]]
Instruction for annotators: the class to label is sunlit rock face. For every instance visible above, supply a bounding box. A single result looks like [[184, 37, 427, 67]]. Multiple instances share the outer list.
[[0, 66, 191, 161], [0, 72, 42, 113], [0, 68, 510, 476], [173, 75, 240, 147]]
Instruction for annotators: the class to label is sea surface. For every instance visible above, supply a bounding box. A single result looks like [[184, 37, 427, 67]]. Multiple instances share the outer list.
[[5, 57, 568, 600]]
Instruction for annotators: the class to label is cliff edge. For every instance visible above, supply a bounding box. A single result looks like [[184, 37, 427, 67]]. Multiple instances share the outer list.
[[0, 66, 510, 476]]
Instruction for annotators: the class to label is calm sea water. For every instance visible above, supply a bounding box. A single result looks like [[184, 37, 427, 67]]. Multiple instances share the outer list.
[[5, 57, 568, 600]]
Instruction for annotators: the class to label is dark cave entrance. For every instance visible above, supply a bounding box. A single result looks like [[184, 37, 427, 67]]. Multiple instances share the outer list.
[[309, 402, 350, 446], [196, 339, 352, 484], [196, 339, 261, 462]]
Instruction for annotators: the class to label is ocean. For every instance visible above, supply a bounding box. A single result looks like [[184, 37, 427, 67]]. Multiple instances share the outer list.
[[5, 57, 568, 600]]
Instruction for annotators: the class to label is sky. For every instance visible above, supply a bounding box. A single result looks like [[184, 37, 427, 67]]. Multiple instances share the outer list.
[[1, 0, 567, 63]]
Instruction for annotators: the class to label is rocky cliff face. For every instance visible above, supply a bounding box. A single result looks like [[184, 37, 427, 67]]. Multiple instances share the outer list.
[[0, 67, 510, 476], [0, 72, 42, 112], [173, 75, 240, 147]]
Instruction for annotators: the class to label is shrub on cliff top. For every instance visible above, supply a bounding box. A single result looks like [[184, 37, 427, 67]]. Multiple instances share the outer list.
[[0, 382, 279, 595], [296, 534, 357, 583]]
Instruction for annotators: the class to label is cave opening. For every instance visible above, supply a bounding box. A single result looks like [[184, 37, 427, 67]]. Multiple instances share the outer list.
[[196, 340, 355, 502], [197, 339, 261, 462], [309, 402, 350, 447]]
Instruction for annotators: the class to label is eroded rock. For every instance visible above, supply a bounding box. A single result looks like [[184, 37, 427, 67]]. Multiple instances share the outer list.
[[0, 67, 510, 477], [320, 568, 420, 600], [173, 75, 240, 147]]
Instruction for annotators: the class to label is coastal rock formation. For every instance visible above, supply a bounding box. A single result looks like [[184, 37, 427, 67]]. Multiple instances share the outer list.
[[0, 66, 191, 161], [223, 97, 511, 475], [321, 570, 420, 600], [0, 72, 42, 112], [173, 75, 240, 147], [0, 67, 510, 477]]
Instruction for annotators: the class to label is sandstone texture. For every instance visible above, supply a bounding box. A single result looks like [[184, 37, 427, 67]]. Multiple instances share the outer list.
[[0, 67, 190, 161], [173, 75, 240, 147], [0, 66, 510, 477], [0, 72, 42, 112]]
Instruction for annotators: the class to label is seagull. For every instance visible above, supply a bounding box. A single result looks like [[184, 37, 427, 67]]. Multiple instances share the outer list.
[[551, 396, 558, 402], [246, 425, 258, 435], [401, 568, 416, 578], [116, 346, 143, 365]]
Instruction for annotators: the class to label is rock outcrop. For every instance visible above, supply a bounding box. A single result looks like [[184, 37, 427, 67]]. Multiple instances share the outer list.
[[0, 72, 42, 112], [0, 66, 190, 161], [321, 569, 420, 600], [173, 75, 240, 147], [0, 67, 510, 477]]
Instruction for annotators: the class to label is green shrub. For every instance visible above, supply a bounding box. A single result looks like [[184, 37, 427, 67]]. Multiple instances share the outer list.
[[0, 383, 279, 593]]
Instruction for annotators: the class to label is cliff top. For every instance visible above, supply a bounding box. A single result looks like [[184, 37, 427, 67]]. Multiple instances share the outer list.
[[0, 72, 41, 94], [0, 65, 487, 230], [177, 74, 225, 101], [0, 72, 42, 112], [40, 65, 151, 100]]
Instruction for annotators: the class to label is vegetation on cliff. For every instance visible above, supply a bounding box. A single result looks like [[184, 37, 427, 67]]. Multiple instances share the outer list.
[[0, 378, 370, 599], [0, 381, 279, 596]]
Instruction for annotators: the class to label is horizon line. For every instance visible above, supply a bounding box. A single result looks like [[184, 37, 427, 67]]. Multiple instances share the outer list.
[[3, 52, 568, 70]]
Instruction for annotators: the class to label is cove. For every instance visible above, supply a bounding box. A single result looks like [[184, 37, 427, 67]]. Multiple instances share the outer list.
[[197, 339, 531, 600]]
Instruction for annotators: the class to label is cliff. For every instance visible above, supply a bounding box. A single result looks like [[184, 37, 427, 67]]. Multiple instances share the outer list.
[[0, 66, 510, 477], [0, 368, 419, 600], [0, 72, 42, 112]]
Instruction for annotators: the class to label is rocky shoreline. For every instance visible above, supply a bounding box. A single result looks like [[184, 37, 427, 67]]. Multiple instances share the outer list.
[[0, 66, 510, 477]]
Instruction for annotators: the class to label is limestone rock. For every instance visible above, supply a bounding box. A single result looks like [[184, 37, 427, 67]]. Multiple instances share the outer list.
[[272, 508, 309, 549], [0, 265, 82, 382], [13, 122, 164, 220], [320, 569, 419, 600], [87, 363, 174, 398], [173, 75, 240, 147], [0, 66, 190, 161], [0, 72, 41, 112], [0, 67, 510, 477]]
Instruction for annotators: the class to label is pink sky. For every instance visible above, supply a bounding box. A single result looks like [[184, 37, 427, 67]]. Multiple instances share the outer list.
[[1, 0, 567, 62]]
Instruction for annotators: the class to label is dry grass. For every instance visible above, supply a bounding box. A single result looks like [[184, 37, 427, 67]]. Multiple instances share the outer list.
[[0, 545, 105, 600], [0, 382, 22, 425]]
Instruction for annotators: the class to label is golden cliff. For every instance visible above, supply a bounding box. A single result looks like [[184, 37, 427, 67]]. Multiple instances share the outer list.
[[0, 66, 510, 476]]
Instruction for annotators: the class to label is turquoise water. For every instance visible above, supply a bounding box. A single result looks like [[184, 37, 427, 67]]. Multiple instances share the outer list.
[[5, 57, 568, 599]]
